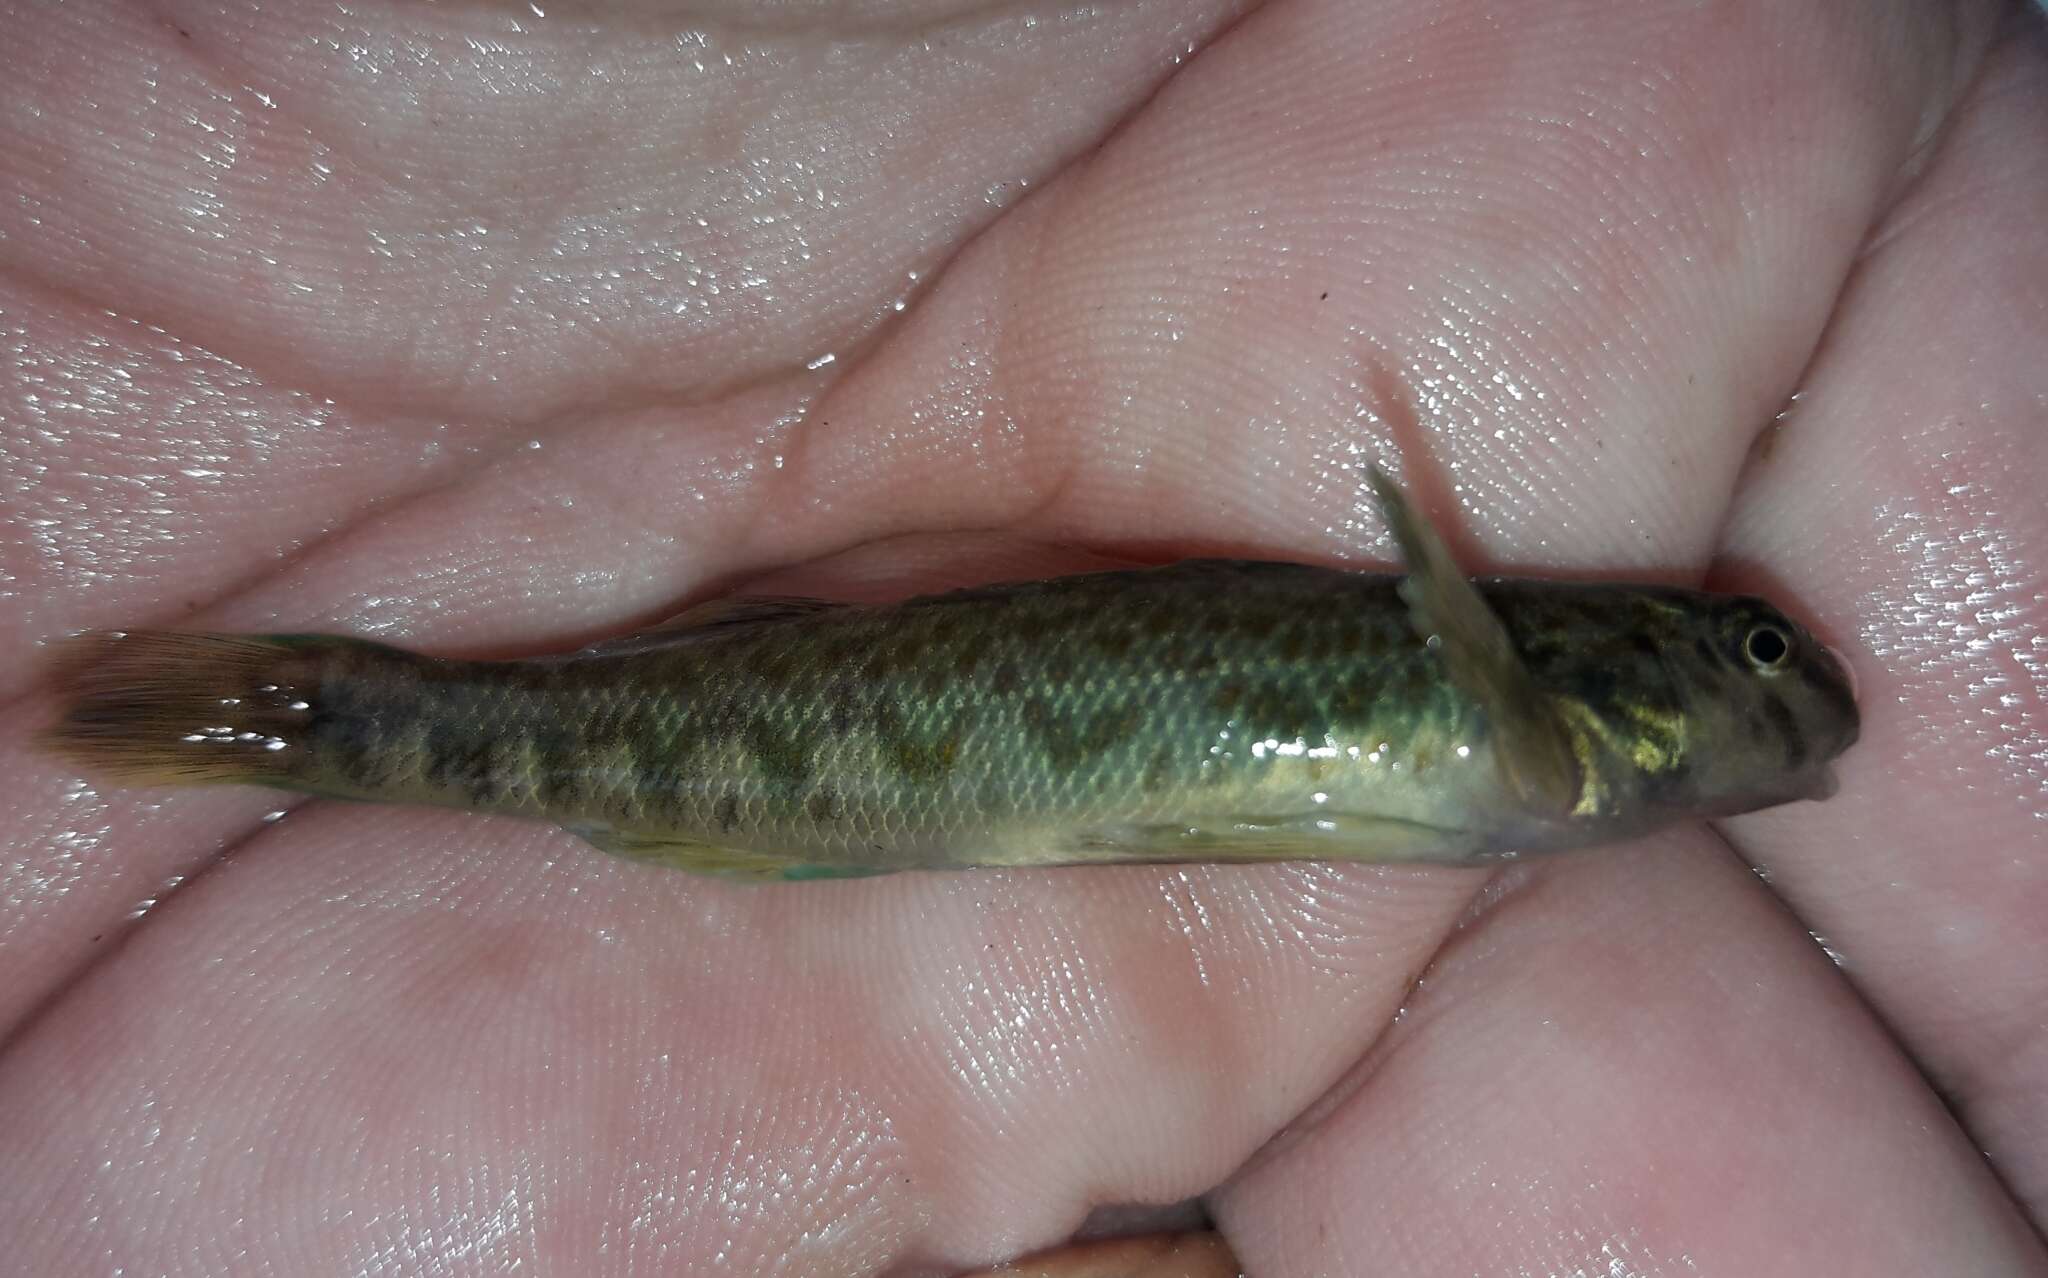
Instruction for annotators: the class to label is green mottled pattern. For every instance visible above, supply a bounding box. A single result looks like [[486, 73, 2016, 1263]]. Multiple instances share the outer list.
[[276, 560, 1859, 871]]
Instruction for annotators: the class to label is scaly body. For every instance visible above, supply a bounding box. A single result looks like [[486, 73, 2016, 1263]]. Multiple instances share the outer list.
[[44, 474, 1860, 879]]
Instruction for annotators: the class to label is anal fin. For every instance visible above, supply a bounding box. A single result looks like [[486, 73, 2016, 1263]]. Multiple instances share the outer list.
[[1069, 812, 1480, 865], [563, 822, 882, 882]]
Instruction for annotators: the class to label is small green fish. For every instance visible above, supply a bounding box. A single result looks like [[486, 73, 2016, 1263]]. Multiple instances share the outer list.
[[42, 472, 1858, 880]]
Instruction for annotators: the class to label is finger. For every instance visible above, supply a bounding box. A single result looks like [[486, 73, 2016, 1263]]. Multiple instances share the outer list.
[[0, 0, 1250, 659], [0, 0, 1243, 1031], [804, 0, 1996, 569], [0, 0, 1251, 421], [1214, 837, 2048, 1276], [0, 295, 495, 685], [1712, 11, 2048, 1221], [1, 1, 2011, 1274], [0, 801, 1480, 1273], [0, 533, 1120, 1037]]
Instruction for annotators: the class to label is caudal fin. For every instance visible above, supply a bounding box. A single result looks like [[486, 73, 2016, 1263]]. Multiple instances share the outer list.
[[41, 630, 319, 787]]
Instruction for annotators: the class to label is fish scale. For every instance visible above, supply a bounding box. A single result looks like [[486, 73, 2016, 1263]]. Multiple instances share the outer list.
[[42, 476, 1860, 880]]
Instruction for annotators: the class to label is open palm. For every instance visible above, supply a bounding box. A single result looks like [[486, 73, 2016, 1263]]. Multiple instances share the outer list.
[[4, 2, 2046, 1274]]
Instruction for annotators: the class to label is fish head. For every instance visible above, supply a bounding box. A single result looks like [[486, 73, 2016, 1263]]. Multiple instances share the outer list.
[[1498, 584, 1861, 827], [1619, 592, 1861, 818]]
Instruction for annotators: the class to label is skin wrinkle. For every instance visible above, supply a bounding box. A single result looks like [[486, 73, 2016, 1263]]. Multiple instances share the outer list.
[[0, 793, 309, 1054], [1859, 58, 2030, 271], [1722, 21, 2047, 1256], [6, 474, 332, 702], [0, 3, 1162, 424], [1212, 899, 1452, 1185], [139, 4, 435, 213], [4, 1, 2043, 1274], [13, 411, 494, 652], [0, 60, 421, 414], [0, 301, 550, 664]]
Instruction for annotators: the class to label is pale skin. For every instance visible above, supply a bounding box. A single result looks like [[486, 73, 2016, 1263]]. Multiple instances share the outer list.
[[1, 1, 2045, 1275]]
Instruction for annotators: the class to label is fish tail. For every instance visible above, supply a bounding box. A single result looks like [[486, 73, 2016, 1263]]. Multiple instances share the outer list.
[[41, 629, 334, 787]]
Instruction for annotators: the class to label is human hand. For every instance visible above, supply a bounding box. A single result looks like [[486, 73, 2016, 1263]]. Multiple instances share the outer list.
[[3, 1, 2044, 1274]]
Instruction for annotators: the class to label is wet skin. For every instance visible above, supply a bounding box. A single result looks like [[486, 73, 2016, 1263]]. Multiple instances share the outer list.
[[1, 1, 2046, 1275]]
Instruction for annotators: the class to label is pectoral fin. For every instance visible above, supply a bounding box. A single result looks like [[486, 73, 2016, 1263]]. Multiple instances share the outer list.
[[1367, 466, 1580, 817]]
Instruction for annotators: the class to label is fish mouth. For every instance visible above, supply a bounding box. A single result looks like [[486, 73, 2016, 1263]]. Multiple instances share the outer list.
[[1824, 642, 1860, 705], [1820, 642, 1863, 754]]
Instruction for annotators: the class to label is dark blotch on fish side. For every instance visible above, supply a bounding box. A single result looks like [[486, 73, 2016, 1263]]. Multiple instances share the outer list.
[[950, 642, 982, 679], [825, 679, 862, 735], [744, 715, 814, 792], [703, 696, 746, 743], [1142, 744, 1176, 792], [745, 642, 801, 681], [1094, 627, 1135, 660], [819, 634, 863, 668], [1243, 608, 1285, 639], [863, 640, 921, 680], [896, 729, 961, 785], [873, 702, 963, 785], [1041, 652, 1073, 686], [474, 738, 519, 805], [714, 790, 742, 833], [1210, 681, 1246, 715], [1023, 698, 1141, 772], [636, 748, 687, 814], [1329, 670, 1383, 723], [1215, 673, 1325, 743], [805, 786, 844, 823], [324, 704, 394, 790], [423, 719, 479, 791], [534, 724, 583, 806], [1019, 698, 1063, 766]]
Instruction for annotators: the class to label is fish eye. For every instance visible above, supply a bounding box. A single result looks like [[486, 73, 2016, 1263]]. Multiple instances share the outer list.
[[1744, 624, 1792, 671]]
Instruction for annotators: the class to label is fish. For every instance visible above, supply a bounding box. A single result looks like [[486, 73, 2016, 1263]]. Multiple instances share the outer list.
[[40, 470, 1859, 881]]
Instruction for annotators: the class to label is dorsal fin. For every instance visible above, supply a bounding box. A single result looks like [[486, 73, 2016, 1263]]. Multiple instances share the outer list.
[[580, 594, 847, 656], [1367, 465, 1581, 817]]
